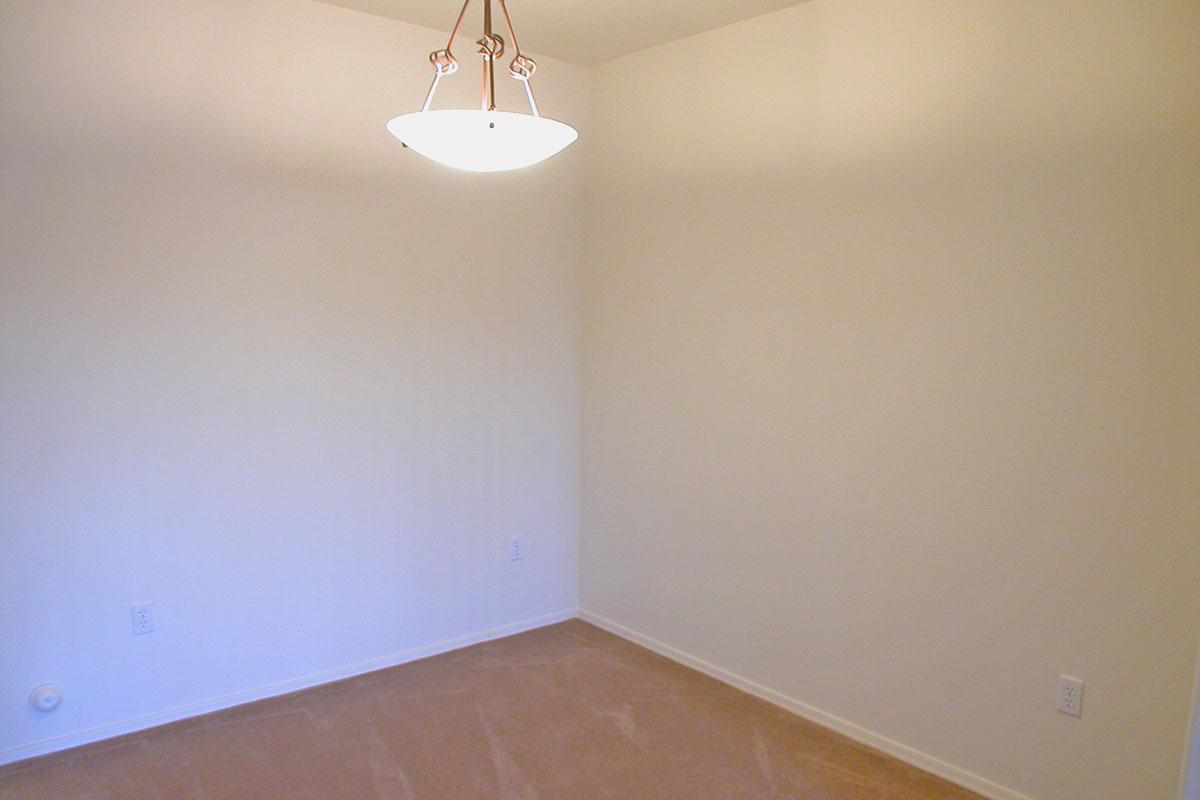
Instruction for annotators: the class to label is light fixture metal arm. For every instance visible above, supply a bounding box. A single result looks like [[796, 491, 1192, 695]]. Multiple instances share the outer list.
[[417, 0, 540, 117], [421, 0, 471, 112], [440, 0, 473, 62], [497, 0, 540, 117]]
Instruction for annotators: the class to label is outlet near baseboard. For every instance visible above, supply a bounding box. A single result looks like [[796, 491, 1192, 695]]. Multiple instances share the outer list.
[[508, 535, 524, 561], [1057, 674, 1083, 717], [131, 604, 154, 635]]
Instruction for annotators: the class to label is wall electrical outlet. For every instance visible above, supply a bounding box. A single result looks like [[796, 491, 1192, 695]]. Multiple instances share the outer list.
[[131, 604, 154, 635], [508, 535, 525, 561], [1057, 674, 1083, 717]]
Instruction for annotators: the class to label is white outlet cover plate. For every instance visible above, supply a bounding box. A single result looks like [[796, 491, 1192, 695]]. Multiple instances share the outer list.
[[131, 604, 154, 635], [1057, 674, 1083, 717]]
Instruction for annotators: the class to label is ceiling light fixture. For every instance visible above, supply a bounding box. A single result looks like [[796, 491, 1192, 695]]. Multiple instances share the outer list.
[[387, 0, 577, 172]]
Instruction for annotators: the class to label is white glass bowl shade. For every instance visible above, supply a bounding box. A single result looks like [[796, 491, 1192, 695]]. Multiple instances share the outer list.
[[387, 109, 578, 172]]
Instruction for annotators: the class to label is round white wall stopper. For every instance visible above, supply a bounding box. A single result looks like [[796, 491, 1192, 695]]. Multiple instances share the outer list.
[[29, 683, 63, 712]]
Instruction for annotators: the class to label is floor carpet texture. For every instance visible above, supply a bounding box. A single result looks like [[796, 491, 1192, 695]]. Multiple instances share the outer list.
[[0, 619, 983, 799]]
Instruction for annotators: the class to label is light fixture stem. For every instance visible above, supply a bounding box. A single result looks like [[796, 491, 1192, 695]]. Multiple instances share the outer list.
[[481, 0, 497, 111], [480, 62, 491, 111], [486, 55, 497, 112]]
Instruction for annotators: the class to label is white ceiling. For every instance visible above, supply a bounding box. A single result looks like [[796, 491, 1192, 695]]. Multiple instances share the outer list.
[[315, 0, 804, 65]]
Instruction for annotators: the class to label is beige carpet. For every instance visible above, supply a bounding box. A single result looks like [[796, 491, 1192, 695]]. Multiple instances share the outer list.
[[0, 620, 982, 799]]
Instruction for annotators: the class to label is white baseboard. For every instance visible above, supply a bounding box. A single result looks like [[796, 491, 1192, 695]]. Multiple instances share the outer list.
[[577, 609, 1036, 800], [0, 608, 576, 768], [3, 605, 1040, 800]]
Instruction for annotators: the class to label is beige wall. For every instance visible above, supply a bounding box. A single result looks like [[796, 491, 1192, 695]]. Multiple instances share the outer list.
[[581, 2, 1200, 799], [4, 0, 1199, 795], [0, 0, 587, 760]]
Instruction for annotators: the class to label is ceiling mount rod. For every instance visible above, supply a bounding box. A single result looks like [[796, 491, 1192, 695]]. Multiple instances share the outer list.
[[477, 0, 504, 111]]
